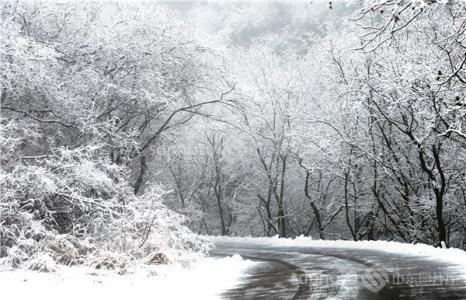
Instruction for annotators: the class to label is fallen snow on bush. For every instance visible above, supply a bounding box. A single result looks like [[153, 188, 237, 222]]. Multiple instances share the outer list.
[[206, 235, 466, 280], [0, 255, 255, 300]]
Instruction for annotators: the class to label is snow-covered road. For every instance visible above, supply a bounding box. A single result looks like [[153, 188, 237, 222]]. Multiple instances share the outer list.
[[2, 237, 465, 299], [209, 237, 466, 299]]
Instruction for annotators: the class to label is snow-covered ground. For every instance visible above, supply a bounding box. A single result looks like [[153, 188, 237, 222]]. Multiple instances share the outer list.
[[2, 236, 465, 300], [0, 255, 256, 300], [206, 235, 466, 280]]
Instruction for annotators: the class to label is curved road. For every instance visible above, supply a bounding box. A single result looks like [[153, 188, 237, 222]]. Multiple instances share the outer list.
[[211, 240, 466, 299]]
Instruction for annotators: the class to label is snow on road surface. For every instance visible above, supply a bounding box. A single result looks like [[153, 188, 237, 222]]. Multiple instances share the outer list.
[[0, 255, 256, 300], [206, 235, 466, 281]]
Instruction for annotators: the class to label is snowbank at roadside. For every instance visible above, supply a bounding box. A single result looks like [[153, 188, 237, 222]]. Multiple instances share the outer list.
[[206, 235, 466, 280], [0, 255, 255, 300]]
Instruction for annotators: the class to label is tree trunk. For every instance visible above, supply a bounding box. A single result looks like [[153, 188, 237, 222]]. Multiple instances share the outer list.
[[303, 171, 324, 239], [277, 155, 287, 238], [213, 172, 227, 236], [418, 144, 447, 247], [134, 155, 147, 195]]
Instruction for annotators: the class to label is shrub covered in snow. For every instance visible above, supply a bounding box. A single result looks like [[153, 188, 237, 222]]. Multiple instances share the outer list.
[[27, 253, 57, 272], [0, 118, 209, 271], [0, 1, 218, 272]]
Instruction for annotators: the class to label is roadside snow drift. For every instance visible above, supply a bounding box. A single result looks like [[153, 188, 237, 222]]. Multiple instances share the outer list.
[[0, 255, 256, 300]]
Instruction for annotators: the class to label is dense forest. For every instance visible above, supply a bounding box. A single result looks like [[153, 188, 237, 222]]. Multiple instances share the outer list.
[[1, 0, 465, 271]]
